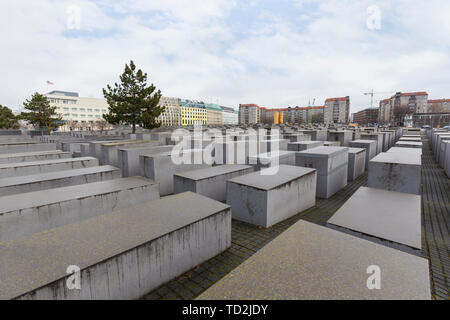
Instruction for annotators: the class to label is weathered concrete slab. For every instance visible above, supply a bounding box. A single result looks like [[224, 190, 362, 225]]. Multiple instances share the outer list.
[[287, 141, 324, 152], [0, 165, 121, 196], [323, 141, 341, 147], [0, 142, 57, 154], [360, 133, 383, 154], [328, 131, 353, 147], [213, 141, 248, 165], [118, 145, 174, 177], [140, 150, 211, 195], [247, 151, 296, 170], [368, 152, 421, 195], [197, 220, 430, 300], [295, 146, 348, 199], [0, 150, 71, 164], [395, 141, 422, 149], [349, 140, 377, 170], [0, 157, 98, 178], [174, 165, 253, 201], [328, 187, 422, 250], [399, 137, 421, 142], [283, 134, 311, 142], [100, 140, 161, 166], [445, 141, 450, 178], [300, 129, 327, 141], [0, 177, 159, 242], [226, 165, 316, 228], [347, 147, 366, 181], [0, 192, 231, 300], [387, 147, 422, 156], [439, 138, 450, 169]]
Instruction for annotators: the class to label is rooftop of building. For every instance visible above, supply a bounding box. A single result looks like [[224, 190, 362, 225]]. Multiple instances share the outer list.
[[46, 91, 79, 97]]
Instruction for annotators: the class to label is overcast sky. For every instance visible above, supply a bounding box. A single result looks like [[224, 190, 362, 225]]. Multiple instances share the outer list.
[[1, 0, 449, 113]]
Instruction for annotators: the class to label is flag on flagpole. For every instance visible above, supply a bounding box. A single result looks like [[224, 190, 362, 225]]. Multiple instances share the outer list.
[[46, 80, 54, 85]]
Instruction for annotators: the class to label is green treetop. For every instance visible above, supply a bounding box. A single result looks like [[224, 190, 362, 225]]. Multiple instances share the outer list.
[[103, 60, 164, 134]]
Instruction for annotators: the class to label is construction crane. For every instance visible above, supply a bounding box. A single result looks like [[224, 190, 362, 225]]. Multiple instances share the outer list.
[[363, 90, 395, 108]]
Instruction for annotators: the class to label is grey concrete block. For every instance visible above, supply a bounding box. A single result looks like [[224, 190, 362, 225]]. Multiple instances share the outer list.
[[328, 131, 353, 146], [247, 151, 296, 170], [324, 141, 341, 147], [0, 177, 159, 242], [387, 147, 422, 156], [394, 141, 422, 149], [349, 140, 377, 170], [0, 143, 57, 154], [197, 220, 430, 300], [118, 145, 174, 177], [0, 157, 99, 178], [328, 186, 422, 250], [0, 150, 71, 164], [100, 140, 161, 166], [368, 152, 421, 195], [287, 141, 324, 152], [295, 146, 348, 199], [347, 147, 366, 181], [0, 192, 231, 300], [174, 164, 253, 201], [140, 150, 211, 195], [0, 165, 121, 196], [226, 165, 317, 228], [360, 133, 383, 154]]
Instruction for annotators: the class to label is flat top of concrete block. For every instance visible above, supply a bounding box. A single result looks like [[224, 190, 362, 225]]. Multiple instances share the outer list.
[[227, 164, 316, 191], [0, 165, 119, 188], [248, 151, 296, 160], [175, 164, 252, 180], [197, 220, 430, 300], [328, 187, 422, 249], [328, 130, 352, 133], [347, 147, 366, 154], [0, 176, 154, 213], [395, 141, 422, 146], [370, 152, 421, 165], [349, 139, 377, 145], [361, 133, 383, 136], [0, 191, 230, 300], [0, 157, 96, 169], [102, 139, 157, 146], [0, 141, 38, 146], [0, 150, 67, 159], [387, 147, 422, 155], [296, 146, 349, 158], [288, 141, 322, 145]]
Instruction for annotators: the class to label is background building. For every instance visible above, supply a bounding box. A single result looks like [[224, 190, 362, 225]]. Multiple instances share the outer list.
[[239, 104, 260, 125], [180, 100, 207, 126], [324, 96, 350, 125], [352, 107, 379, 125], [45, 91, 110, 131], [221, 106, 238, 125], [205, 103, 223, 126], [427, 99, 450, 113], [157, 96, 181, 127], [378, 99, 391, 125], [413, 112, 450, 128]]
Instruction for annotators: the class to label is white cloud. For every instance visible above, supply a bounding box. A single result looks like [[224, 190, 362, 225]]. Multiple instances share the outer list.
[[0, 0, 449, 114]]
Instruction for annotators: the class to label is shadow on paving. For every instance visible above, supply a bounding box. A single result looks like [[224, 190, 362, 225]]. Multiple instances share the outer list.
[[143, 136, 449, 300]]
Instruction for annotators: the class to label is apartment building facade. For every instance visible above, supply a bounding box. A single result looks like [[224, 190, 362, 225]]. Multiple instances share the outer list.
[[352, 107, 379, 125], [239, 104, 260, 125], [157, 96, 181, 127], [221, 106, 238, 125], [180, 100, 207, 126], [324, 96, 350, 124], [427, 99, 450, 113], [45, 91, 111, 131], [205, 103, 223, 126]]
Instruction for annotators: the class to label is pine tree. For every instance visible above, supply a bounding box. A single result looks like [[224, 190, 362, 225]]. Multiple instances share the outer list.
[[0, 105, 19, 129], [20, 92, 63, 135], [103, 60, 164, 134]]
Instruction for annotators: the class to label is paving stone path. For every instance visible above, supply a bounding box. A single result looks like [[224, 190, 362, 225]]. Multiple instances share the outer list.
[[143, 136, 449, 300]]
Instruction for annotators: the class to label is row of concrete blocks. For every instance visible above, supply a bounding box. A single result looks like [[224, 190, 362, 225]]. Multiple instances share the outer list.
[[0, 152, 233, 299], [198, 185, 430, 300], [429, 129, 450, 177]]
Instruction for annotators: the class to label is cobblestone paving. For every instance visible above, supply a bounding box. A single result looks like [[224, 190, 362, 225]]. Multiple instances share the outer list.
[[143, 137, 449, 300], [421, 137, 450, 300]]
